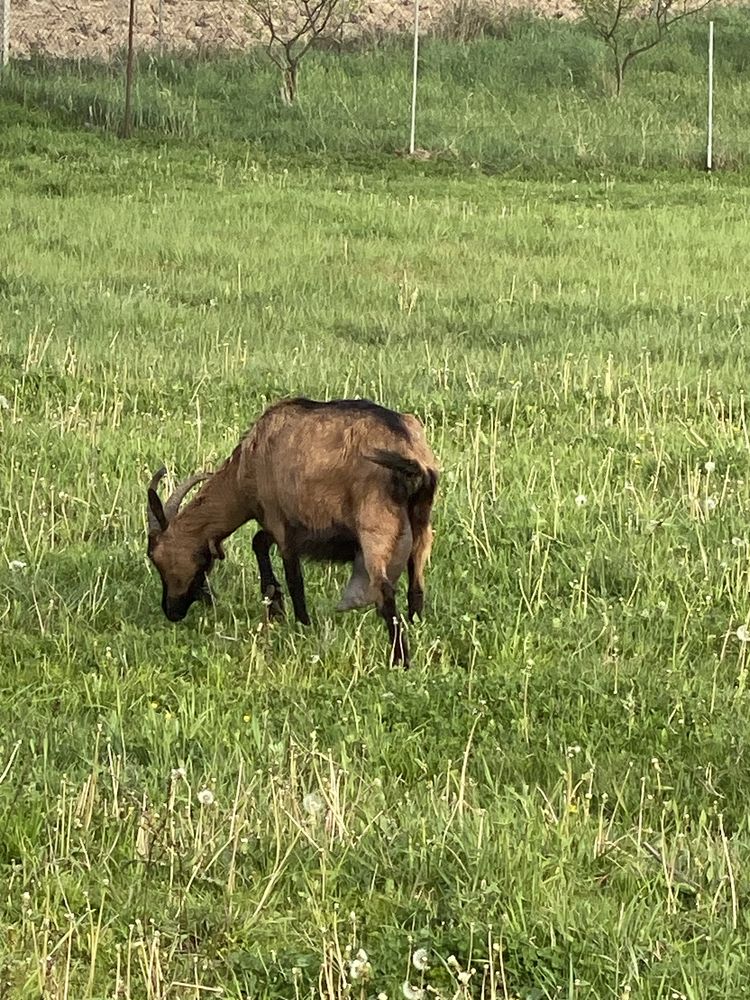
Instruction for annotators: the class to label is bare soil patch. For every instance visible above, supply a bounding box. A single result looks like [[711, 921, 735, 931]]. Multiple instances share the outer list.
[[10, 0, 578, 61]]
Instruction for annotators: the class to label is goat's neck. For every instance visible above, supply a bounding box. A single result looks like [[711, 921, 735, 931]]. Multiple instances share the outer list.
[[175, 457, 254, 545]]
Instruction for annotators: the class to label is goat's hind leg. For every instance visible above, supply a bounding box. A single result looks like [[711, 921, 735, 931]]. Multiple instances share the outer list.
[[359, 515, 411, 668], [252, 530, 284, 620], [407, 492, 434, 623], [407, 526, 432, 622]]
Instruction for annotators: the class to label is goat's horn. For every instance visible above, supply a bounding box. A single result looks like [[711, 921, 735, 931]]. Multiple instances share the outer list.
[[164, 471, 211, 522], [147, 465, 168, 536], [149, 466, 168, 493]]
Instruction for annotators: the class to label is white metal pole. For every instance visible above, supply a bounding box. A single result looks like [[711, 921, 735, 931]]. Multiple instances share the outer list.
[[0, 0, 10, 70], [409, 0, 419, 155], [707, 20, 714, 171]]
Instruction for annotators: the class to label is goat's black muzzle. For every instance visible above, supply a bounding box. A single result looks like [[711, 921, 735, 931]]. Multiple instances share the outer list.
[[161, 581, 212, 623]]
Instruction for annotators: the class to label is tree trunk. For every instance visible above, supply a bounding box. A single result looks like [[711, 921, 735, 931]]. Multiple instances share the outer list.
[[608, 46, 625, 97], [283, 61, 298, 104], [121, 0, 137, 136]]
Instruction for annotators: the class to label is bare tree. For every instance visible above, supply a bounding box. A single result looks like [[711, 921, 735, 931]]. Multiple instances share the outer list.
[[575, 0, 714, 95], [246, 0, 354, 103]]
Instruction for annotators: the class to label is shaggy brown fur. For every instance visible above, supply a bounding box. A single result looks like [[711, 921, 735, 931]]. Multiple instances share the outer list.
[[146, 397, 439, 667]]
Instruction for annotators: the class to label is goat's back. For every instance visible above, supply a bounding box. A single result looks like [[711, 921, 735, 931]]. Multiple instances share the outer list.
[[239, 398, 437, 531]]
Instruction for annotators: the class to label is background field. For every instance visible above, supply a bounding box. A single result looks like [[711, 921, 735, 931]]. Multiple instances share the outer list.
[[2, 18, 750, 1000], [4, 11, 750, 172]]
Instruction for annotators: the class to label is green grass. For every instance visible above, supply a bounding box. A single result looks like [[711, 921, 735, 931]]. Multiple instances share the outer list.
[[2, 20, 750, 1000]]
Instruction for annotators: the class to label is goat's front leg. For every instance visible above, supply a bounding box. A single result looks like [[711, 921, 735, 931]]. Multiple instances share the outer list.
[[252, 530, 284, 620], [281, 552, 311, 626]]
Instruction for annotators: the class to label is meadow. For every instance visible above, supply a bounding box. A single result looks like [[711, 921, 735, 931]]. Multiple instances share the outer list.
[[2, 15, 750, 998]]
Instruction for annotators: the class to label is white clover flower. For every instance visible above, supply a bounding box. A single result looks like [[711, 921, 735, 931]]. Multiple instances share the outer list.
[[196, 788, 215, 806], [0, 395, 9, 411], [303, 791, 325, 818], [736, 625, 750, 643], [171, 767, 187, 781], [704, 460, 716, 474], [458, 971, 472, 986], [411, 948, 429, 972], [377, 993, 388, 1000], [575, 494, 588, 507], [8, 560, 27, 571], [402, 984, 424, 1000]]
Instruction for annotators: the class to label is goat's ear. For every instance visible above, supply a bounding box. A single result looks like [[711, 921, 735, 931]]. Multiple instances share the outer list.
[[147, 488, 168, 535], [208, 538, 225, 561]]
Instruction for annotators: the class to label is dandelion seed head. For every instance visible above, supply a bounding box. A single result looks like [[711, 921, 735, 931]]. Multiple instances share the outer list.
[[402, 983, 424, 1000], [411, 947, 429, 971], [349, 958, 371, 981], [171, 767, 187, 781], [303, 791, 325, 818], [197, 788, 215, 806], [705, 497, 717, 511], [705, 460, 716, 473], [736, 625, 750, 643], [575, 494, 588, 507]]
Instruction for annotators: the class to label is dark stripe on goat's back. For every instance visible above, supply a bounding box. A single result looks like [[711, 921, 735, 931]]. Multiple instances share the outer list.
[[287, 397, 410, 439]]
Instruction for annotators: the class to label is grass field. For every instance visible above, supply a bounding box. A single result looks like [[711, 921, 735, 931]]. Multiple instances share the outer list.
[[2, 18, 750, 1000]]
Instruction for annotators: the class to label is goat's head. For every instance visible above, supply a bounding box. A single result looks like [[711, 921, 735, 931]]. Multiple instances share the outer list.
[[146, 466, 222, 622]]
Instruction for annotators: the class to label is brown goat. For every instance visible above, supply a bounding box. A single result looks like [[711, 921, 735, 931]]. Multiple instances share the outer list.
[[146, 398, 439, 666]]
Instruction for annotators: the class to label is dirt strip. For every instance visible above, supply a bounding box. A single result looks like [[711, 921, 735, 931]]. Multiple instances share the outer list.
[[10, 0, 580, 61]]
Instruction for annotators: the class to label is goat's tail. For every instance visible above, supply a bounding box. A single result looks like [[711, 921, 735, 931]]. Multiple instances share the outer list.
[[367, 448, 438, 549], [367, 449, 431, 497]]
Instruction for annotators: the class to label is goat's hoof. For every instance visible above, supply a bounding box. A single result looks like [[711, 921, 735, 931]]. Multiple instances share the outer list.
[[263, 586, 284, 621], [390, 650, 410, 669]]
